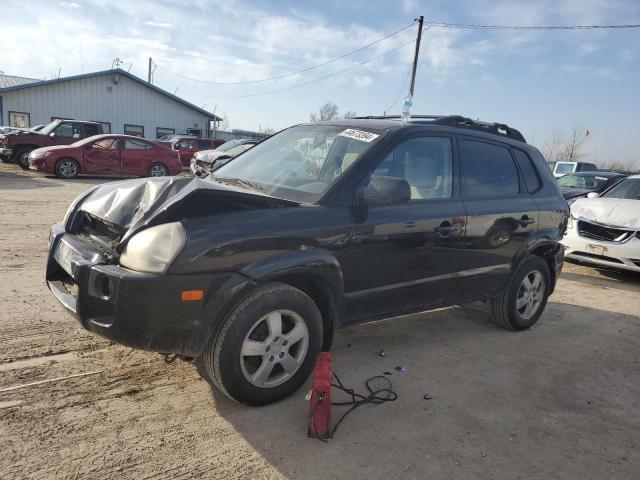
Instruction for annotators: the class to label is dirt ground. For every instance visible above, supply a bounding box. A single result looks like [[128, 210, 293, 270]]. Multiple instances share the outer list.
[[1, 164, 639, 480]]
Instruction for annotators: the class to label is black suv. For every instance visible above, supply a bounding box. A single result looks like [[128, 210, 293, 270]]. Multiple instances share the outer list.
[[46, 115, 568, 405]]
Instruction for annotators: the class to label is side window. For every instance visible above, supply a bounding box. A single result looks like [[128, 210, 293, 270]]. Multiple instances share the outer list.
[[124, 138, 153, 150], [459, 140, 519, 198], [513, 148, 542, 193], [373, 137, 453, 200], [84, 124, 100, 137], [92, 138, 119, 149], [54, 122, 81, 138]]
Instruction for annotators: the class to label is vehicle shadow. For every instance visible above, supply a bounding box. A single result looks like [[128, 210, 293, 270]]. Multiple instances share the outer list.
[[194, 302, 640, 479], [562, 261, 640, 293]]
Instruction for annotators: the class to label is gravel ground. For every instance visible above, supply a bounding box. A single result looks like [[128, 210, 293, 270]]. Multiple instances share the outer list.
[[1, 164, 639, 480]]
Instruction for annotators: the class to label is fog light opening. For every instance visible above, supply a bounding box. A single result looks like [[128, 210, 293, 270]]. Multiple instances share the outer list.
[[96, 274, 113, 299]]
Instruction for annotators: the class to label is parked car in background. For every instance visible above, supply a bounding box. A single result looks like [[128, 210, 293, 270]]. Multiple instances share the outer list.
[[552, 161, 598, 178], [28, 134, 182, 179], [157, 136, 225, 167], [45, 115, 567, 405], [563, 175, 640, 272], [0, 119, 104, 169], [0, 126, 21, 135], [190, 139, 258, 175], [557, 171, 626, 204]]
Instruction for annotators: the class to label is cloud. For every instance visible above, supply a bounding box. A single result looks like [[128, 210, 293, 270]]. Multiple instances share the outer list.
[[354, 75, 373, 88], [144, 20, 172, 29], [60, 1, 80, 7]]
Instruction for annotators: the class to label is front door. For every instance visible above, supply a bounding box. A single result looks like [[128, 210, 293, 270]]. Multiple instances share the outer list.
[[83, 137, 121, 174], [344, 135, 465, 323], [52, 122, 82, 145], [175, 139, 195, 166], [455, 137, 539, 300]]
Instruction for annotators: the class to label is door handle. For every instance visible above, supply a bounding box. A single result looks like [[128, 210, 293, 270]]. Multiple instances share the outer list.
[[434, 222, 461, 236], [519, 216, 535, 227]]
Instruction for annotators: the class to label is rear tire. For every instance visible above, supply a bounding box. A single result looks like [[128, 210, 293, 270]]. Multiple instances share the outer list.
[[204, 282, 323, 405], [15, 147, 34, 170], [147, 163, 168, 177], [54, 158, 80, 179], [489, 256, 551, 331]]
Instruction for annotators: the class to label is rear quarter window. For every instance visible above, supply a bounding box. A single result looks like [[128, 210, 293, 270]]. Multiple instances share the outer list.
[[513, 148, 542, 193]]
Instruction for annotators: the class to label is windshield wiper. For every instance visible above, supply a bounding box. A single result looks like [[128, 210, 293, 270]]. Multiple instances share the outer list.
[[214, 176, 264, 192]]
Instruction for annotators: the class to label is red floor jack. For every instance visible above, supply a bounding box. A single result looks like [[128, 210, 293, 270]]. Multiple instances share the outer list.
[[307, 352, 332, 439]]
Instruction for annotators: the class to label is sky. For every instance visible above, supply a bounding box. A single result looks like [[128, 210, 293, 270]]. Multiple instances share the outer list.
[[2, 0, 639, 167]]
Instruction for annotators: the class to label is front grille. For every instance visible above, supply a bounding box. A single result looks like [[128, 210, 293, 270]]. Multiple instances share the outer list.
[[577, 220, 635, 243], [571, 251, 625, 264]]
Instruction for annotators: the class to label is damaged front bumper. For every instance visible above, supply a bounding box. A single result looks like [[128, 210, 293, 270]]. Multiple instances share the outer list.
[[46, 223, 250, 356]]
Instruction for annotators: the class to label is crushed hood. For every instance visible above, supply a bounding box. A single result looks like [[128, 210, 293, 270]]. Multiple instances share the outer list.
[[571, 197, 640, 229], [72, 176, 299, 247]]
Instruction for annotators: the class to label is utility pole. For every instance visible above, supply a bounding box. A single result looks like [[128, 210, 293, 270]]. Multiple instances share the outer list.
[[148, 57, 152, 83], [409, 15, 424, 98]]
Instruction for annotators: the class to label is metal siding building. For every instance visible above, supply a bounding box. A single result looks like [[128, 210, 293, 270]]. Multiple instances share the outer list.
[[0, 69, 220, 138]]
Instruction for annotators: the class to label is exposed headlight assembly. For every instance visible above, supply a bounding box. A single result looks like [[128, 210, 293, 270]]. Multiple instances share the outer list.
[[120, 222, 187, 273]]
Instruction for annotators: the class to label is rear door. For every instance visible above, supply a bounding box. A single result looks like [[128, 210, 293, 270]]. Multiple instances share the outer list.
[[83, 137, 121, 174], [120, 138, 156, 175], [455, 137, 538, 301], [344, 134, 465, 323]]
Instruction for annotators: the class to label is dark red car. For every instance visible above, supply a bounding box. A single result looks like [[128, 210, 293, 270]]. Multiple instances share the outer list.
[[28, 135, 182, 179], [158, 136, 225, 167]]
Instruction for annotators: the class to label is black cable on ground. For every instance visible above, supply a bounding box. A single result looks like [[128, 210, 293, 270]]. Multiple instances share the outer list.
[[314, 371, 398, 442]]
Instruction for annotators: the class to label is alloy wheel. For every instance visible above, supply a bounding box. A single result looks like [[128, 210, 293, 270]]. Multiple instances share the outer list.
[[59, 160, 78, 178], [240, 310, 309, 388], [516, 270, 545, 320], [150, 165, 166, 176]]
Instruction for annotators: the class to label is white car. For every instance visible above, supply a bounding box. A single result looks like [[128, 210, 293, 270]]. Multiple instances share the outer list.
[[563, 175, 640, 272]]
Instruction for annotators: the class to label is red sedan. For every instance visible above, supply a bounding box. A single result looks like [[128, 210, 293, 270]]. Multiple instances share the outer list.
[[28, 135, 182, 179]]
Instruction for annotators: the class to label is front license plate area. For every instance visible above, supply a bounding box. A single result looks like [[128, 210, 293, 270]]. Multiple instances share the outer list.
[[586, 244, 606, 257]]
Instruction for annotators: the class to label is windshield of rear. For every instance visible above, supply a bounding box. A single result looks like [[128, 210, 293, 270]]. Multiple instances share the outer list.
[[217, 140, 242, 151], [211, 124, 383, 203], [557, 173, 616, 189], [601, 178, 640, 199], [555, 162, 575, 175]]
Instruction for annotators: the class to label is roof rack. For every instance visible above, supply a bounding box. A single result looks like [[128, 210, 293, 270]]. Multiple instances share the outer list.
[[351, 114, 527, 143]]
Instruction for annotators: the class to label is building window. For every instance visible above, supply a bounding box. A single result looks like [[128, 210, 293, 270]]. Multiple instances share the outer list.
[[92, 121, 111, 134], [9, 111, 30, 128], [156, 127, 175, 139], [124, 124, 144, 137]]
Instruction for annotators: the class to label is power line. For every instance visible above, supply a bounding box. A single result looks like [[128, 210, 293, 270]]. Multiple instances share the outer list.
[[162, 39, 416, 100], [386, 63, 413, 114], [426, 22, 640, 30], [155, 22, 416, 85]]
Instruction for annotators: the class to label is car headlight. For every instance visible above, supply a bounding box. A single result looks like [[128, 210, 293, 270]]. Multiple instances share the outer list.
[[119, 222, 187, 273], [567, 214, 574, 229], [43, 150, 52, 157], [566, 197, 577, 205]]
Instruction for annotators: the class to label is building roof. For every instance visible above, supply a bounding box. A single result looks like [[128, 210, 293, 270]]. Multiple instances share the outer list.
[[0, 73, 39, 89], [0, 68, 221, 121]]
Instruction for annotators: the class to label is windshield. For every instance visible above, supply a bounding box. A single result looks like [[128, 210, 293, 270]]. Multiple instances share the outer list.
[[158, 134, 178, 141], [557, 174, 617, 189], [211, 125, 383, 203], [601, 178, 640, 200], [555, 162, 576, 175], [39, 121, 62, 135], [216, 140, 242, 151]]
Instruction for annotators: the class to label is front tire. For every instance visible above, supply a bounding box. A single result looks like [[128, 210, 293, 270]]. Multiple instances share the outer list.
[[15, 147, 34, 170], [54, 158, 80, 179], [489, 256, 551, 331], [204, 282, 323, 405]]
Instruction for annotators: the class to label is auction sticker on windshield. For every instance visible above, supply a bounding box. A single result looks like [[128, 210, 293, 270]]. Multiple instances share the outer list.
[[338, 129, 379, 143]]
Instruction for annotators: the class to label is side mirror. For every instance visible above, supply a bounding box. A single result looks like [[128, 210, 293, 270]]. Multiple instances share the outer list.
[[587, 192, 599, 199], [49, 132, 56, 138], [360, 176, 411, 206]]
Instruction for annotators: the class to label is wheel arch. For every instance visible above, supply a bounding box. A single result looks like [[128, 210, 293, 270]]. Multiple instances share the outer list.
[[525, 239, 564, 294], [239, 249, 344, 351]]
